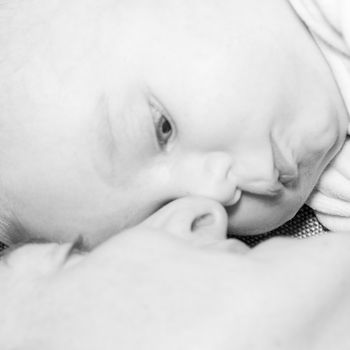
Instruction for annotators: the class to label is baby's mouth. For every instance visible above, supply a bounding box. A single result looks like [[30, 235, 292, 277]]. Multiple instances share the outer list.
[[225, 137, 299, 207]]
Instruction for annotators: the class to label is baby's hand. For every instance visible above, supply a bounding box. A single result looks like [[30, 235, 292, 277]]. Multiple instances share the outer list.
[[307, 137, 350, 231]]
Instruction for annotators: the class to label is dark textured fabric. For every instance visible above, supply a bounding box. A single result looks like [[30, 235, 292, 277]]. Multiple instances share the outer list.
[[0, 205, 326, 252], [0, 241, 6, 252]]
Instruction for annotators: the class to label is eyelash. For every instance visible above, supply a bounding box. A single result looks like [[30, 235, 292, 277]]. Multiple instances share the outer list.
[[150, 103, 175, 149]]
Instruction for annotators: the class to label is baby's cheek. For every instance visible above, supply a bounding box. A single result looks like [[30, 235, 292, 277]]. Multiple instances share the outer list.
[[227, 193, 301, 235], [301, 112, 345, 165]]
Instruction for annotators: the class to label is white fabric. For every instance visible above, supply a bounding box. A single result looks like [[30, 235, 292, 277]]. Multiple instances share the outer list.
[[289, 0, 350, 231]]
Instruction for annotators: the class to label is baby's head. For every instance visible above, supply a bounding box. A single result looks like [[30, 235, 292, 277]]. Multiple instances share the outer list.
[[0, 0, 348, 247]]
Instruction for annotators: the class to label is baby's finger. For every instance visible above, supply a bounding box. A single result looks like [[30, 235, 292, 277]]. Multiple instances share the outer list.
[[314, 212, 350, 232], [315, 166, 350, 201], [307, 190, 350, 216]]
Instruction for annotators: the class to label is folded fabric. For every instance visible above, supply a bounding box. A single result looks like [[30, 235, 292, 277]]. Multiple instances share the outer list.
[[307, 137, 350, 231], [289, 0, 350, 112], [290, 0, 350, 231]]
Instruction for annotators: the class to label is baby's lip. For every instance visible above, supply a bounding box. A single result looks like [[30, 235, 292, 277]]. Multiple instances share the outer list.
[[240, 179, 284, 196], [271, 137, 298, 186], [227, 138, 298, 199]]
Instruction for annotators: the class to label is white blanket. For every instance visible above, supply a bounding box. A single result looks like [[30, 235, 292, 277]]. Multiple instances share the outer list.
[[290, 0, 350, 230]]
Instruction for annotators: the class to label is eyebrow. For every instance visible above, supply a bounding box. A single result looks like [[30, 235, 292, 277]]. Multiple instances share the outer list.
[[95, 92, 151, 160], [94, 88, 163, 180]]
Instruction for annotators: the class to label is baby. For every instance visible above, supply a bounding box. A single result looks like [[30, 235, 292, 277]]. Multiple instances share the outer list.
[[0, 0, 349, 249]]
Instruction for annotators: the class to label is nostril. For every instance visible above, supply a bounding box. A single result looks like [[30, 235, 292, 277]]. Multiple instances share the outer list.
[[191, 213, 215, 232]]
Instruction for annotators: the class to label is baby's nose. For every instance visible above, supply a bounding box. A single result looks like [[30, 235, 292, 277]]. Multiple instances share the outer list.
[[143, 197, 228, 244], [175, 152, 241, 206]]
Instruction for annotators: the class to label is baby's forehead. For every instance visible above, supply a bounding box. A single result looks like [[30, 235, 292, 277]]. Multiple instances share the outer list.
[[2, 0, 254, 80], [2, 0, 271, 123]]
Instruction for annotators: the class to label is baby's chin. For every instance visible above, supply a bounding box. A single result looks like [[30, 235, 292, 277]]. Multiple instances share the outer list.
[[226, 191, 305, 236]]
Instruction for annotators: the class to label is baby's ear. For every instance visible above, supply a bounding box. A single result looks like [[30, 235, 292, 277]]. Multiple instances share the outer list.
[[141, 196, 228, 245]]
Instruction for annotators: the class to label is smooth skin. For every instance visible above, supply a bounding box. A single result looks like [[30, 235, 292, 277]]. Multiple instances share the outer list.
[[1, 197, 350, 350]]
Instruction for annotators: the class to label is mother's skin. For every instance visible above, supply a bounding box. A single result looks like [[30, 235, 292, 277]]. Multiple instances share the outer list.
[[1, 198, 350, 350]]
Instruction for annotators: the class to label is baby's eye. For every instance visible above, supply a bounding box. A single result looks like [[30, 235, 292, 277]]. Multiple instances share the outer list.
[[156, 114, 173, 147], [150, 102, 175, 149]]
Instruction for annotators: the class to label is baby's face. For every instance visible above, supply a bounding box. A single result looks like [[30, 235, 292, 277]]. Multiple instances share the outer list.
[[1, 0, 348, 246]]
